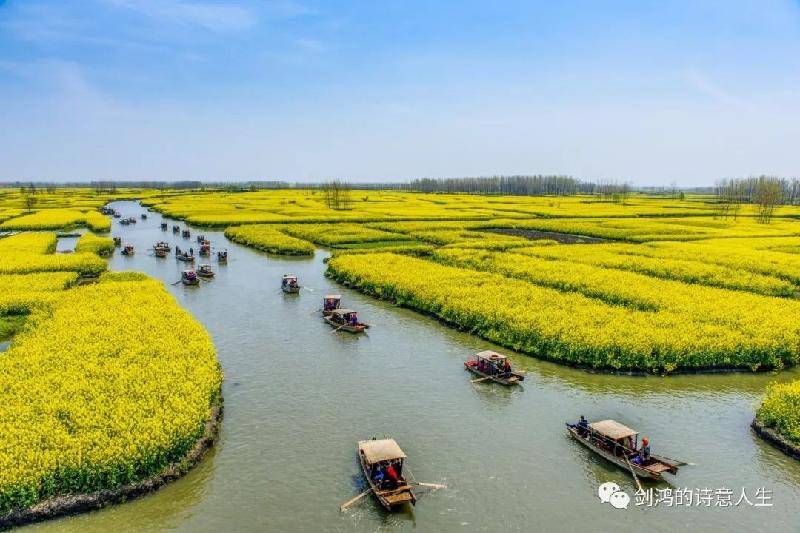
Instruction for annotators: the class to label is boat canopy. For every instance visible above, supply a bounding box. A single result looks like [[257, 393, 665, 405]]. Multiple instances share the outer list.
[[590, 420, 638, 440], [360, 439, 406, 464], [283, 274, 297, 279], [332, 308, 355, 316], [475, 350, 507, 361], [325, 294, 342, 300]]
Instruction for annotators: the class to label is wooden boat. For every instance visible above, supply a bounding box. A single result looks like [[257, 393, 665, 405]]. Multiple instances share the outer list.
[[160, 222, 168, 230], [120, 218, 130, 226], [154, 248, 168, 258], [281, 274, 301, 293], [197, 264, 215, 278], [182, 230, 191, 239], [121, 244, 135, 256], [217, 250, 228, 263], [358, 438, 416, 510], [181, 270, 199, 286], [154, 241, 171, 252], [324, 308, 369, 333], [197, 235, 206, 243], [464, 350, 524, 385], [141, 213, 148, 220], [176, 252, 195, 262], [172, 225, 180, 233], [112, 237, 122, 246], [322, 294, 342, 317], [566, 419, 680, 481], [113, 213, 121, 219], [199, 243, 211, 257], [127, 217, 137, 224]]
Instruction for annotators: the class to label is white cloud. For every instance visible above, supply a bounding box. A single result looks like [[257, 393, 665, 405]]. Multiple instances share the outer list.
[[101, 0, 258, 33]]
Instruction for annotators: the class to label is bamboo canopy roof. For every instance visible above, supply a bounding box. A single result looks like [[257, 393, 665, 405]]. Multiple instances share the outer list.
[[332, 308, 355, 315], [359, 439, 406, 464], [590, 420, 638, 440], [475, 350, 507, 361], [324, 294, 342, 300]]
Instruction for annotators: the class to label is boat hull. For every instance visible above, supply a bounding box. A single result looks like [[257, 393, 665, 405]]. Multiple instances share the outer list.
[[282, 286, 301, 294], [566, 427, 671, 481], [464, 362, 523, 385], [324, 316, 367, 333]]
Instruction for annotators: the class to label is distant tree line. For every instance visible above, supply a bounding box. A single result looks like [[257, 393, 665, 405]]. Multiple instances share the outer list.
[[408, 175, 586, 195], [714, 176, 799, 223]]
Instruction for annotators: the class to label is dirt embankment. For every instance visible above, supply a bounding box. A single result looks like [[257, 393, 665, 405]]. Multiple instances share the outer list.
[[481, 228, 606, 244]]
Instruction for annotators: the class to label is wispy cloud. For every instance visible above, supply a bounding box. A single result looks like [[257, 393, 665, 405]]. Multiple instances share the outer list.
[[684, 69, 753, 111], [101, 0, 258, 33]]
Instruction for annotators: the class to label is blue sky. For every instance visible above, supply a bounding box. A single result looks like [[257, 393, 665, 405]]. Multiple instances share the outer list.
[[0, 0, 798, 185]]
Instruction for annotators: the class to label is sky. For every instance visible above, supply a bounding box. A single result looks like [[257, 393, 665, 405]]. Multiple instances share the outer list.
[[0, 0, 799, 185]]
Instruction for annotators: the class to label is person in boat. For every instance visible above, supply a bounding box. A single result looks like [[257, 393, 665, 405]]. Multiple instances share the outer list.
[[633, 437, 650, 464], [576, 415, 589, 437], [349, 312, 358, 326], [384, 461, 400, 490], [373, 465, 385, 486], [501, 359, 511, 378], [190, 247, 194, 256]]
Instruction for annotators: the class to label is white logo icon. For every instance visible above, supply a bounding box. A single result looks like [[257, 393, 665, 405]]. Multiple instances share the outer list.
[[598, 481, 629, 509]]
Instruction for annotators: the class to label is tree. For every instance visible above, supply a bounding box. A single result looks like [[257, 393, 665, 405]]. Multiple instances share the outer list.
[[753, 175, 782, 224], [322, 180, 352, 210], [24, 194, 37, 213]]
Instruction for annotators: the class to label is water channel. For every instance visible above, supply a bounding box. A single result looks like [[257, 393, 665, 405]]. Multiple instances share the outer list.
[[28, 201, 800, 532]]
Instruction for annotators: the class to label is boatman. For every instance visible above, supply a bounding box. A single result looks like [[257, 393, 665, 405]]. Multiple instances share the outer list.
[[577, 415, 589, 437], [634, 437, 650, 464]]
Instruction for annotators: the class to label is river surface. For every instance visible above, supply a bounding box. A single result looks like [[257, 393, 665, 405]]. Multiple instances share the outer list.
[[28, 201, 800, 532]]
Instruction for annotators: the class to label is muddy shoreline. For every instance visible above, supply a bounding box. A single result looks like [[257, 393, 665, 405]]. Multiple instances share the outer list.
[[751, 418, 800, 461], [0, 397, 223, 530]]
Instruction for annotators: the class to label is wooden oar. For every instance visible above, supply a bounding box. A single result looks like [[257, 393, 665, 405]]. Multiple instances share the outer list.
[[653, 453, 694, 467], [410, 482, 447, 489], [623, 454, 643, 492], [470, 375, 493, 383], [330, 324, 346, 333], [339, 488, 372, 512]]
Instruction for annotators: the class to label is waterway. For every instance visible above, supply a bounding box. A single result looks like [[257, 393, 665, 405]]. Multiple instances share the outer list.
[[29, 201, 800, 532]]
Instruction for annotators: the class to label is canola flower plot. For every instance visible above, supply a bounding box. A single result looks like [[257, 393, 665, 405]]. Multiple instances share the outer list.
[[75, 233, 115, 256], [327, 252, 800, 373], [0, 209, 111, 232], [0, 233, 105, 277], [757, 382, 800, 444], [478, 216, 800, 242], [0, 276, 222, 515], [224, 224, 315, 256], [281, 223, 413, 247], [511, 243, 798, 297]]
